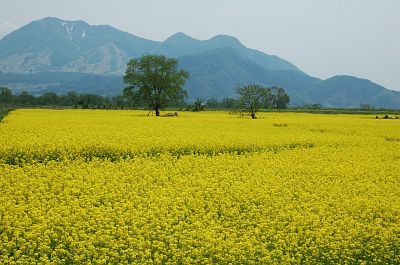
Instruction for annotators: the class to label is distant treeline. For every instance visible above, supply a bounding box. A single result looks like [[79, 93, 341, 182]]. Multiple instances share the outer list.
[[0, 108, 10, 121], [0, 86, 288, 110], [190, 86, 290, 111], [1, 87, 398, 113], [0, 87, 131, 109]]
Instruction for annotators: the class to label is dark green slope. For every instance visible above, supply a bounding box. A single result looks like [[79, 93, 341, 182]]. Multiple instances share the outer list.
[[153, 33, 301, 73], [303, 75, 400, 108], [0, 17, 159, 73], [178, 47, 320, 103]]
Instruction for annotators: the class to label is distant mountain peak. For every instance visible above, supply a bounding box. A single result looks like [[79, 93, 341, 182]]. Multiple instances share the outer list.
[[328, 75, 368, 82], [163, 32, 200, 48], [208, 34, 244, 48], [166, 32, 194, 41], [40, 17, 89, 27], [40, 16, 63, 22], [210, 34, 240, 41]]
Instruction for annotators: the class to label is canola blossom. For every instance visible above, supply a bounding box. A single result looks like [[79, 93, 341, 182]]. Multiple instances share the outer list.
[[0, 109, 399, 264]]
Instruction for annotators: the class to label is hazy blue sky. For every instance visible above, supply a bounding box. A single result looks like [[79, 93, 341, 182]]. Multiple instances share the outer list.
[[1, 0, 399, 90]]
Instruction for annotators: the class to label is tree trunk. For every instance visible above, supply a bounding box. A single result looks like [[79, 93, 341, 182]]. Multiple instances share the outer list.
[[251, 113, 256, 119], [155, 108, 160, 116]]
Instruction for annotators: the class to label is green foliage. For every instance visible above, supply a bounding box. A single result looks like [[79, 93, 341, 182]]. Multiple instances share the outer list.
[[124, 55, 189, 116], [360, 103, 373, 111], [0, 88, 130, 109], [123, 86, 141, 109], [237, 85, 270, 119], [193, 98, 204, 111], [0, 109, 11, 122], [236, 85, 290, 117], [270, 86, 290, 109], [205, 98, 220, 109], [205, 98, 239, 110], [0, 87, 13, 105], [301, 103, 322, 110], [0, 72, 125, 97], [221, 97, 239, 110]]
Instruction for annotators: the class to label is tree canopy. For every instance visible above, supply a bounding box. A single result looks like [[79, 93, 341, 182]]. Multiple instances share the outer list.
[[0, 88, 130, 109], [123, 55, 189, 116], [237, 85, 290, 118], [237, 85, 270, 119], [270, 86, 290, 109], [0, 87, 13, 104]]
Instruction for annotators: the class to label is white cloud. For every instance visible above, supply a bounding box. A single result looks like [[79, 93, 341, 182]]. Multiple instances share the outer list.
[[0, 21, 19, 38]]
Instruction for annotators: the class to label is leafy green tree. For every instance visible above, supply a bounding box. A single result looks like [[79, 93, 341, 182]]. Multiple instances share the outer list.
[[123, 86, 141, 109], [360, 103, 373, 111], [123, 55, 189, 116], [0, 87, 13, 105], [206, 98, 220, 109], [237, 85, 270, 119], [63, 92, 79, 106], [222, 97, 239, 110], [193, 98, 204, 111], [111, 95, 127, 109], [16, 91, 35, 106], [77, 94, 110, 109], [270, 86, 290, 109], [37, 92, 59, 106]]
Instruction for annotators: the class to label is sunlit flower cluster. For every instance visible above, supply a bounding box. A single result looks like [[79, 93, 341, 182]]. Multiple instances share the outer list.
[[0, 109, 399, 264]]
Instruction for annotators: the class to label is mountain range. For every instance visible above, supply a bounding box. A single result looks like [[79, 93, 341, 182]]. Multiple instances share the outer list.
[[0, 17, 399, 108]]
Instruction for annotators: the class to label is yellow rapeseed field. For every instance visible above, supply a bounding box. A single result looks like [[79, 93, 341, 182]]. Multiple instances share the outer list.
[[0, 109, 399, 264]]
